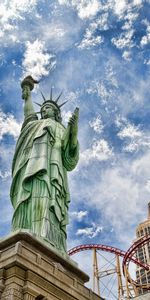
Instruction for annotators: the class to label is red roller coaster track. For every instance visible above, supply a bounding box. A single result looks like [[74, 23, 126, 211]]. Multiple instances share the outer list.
[[122, 235, 150, 288], [122, 235, 150, 273], [68, 238, 150, 297], [68, 240, 150, 272], [68, 244, 125, 257]]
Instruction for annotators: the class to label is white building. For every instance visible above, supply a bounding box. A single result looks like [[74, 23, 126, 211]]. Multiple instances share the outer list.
[[135, 203, 150, 295]]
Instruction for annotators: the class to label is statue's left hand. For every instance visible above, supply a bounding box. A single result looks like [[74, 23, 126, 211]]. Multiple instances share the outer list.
[[68, 107, 79, 137]]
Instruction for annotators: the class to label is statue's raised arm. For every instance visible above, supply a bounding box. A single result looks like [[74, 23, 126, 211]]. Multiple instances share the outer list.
[[21, 76, 39, 118]]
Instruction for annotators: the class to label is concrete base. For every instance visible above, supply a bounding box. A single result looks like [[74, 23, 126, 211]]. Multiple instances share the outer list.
[[0, 232, 102, 300]]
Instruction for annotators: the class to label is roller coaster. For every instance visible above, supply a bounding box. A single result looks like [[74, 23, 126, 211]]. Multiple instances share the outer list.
[[68, 235, 150, 299]]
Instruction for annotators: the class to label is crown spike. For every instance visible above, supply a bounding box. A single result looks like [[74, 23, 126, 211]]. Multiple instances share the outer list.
[[34, 102, 42, 107], [50, 87, 53, 101], [59, 100, 68, 108], [40, 91, 46, 102], [55, 91, 63, 103]]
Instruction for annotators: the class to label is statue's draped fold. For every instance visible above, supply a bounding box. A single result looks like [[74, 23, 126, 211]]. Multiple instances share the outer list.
[[10, 117, 79, 252]]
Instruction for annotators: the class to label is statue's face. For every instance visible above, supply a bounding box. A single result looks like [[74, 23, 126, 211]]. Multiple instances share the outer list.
[[41, 104, 56, 119]]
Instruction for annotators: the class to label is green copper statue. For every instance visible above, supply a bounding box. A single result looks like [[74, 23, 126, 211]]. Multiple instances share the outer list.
[[10, 76, 79, 253]]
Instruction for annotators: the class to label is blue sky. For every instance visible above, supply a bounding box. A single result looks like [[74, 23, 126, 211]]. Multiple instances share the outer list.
[[0, 0, 150, 297]]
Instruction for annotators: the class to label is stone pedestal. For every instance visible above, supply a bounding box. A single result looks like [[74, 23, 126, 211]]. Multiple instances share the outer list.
[[0, 232, 102, 300]]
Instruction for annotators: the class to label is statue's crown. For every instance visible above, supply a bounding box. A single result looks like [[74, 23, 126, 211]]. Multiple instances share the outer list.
[[35, 89, 67, 111]]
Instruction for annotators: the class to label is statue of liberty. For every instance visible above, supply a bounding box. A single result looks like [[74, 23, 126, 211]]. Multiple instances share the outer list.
[[10, 76, 79, 254]]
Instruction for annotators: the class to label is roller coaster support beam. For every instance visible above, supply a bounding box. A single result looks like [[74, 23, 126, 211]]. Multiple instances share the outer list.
[[116, 254, 124, 300], [93, 249, 100, 297]]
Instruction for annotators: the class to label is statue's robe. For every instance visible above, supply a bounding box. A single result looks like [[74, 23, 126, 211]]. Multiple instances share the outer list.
[[10, 115, 79, 253]]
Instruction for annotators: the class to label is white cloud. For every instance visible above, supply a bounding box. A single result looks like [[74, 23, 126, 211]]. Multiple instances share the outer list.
[[84, 153, 150, 246], [113, 0, 142, 17], [80, 139, 113, 165], [78, 13, 109, 50], [58, 0, 100, 19], [89, 115, 104, 134], [145, 180, 150, 193], [64, 91, 79, 103], [71, 210, 88, 221], [111, 29, 135, 49], [140, 21, 150, 47], [94, 80, 117, 108], [118, 123, 142, 139], [78, 32, 103, 49], [76, 223, 103, 238], [95, 13, 109, 31], [37, 22, 70, 49], [113, 0, 128, 16], [144, 59, 150, 65], [22, 40, 56, 80], [124, 137, 150, 153], [105, 64, 118, 88], [86, 64, 118, 104], [61, 110, 72, 124], [0, 0, 38, 38], [0, 170, 11, 180], [141, 33, 150, 47], [76, 0, 100, 19], [116, 117, 150, 153], [89, 13, 109, 32], [133, 0, 142, 4], [59, 0, 142, 56], [0, 110, 21, 141], [61, 90, 80, 124], [123, 142, 139, 153], [122, 50, 131, 61], [110, 2, 141, 57], [122, 12, 139, 30], [97, 82, 110, 101]]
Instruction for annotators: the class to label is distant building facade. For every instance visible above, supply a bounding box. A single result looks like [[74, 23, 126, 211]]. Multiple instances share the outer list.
[[135, 203, 150, 295]]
